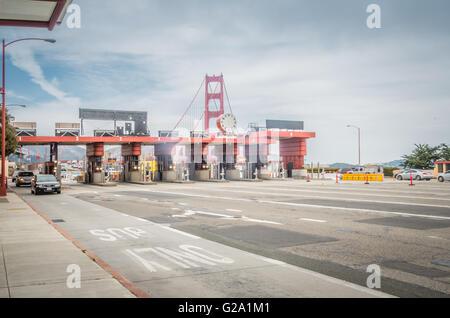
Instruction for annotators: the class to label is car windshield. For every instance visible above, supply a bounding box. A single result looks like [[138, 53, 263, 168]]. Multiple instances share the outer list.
[[37, 175, 57, 182], [18, 172, 34, 176]]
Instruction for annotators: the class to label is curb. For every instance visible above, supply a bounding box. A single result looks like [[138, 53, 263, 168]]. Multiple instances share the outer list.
[[11, 189, 150, 298]]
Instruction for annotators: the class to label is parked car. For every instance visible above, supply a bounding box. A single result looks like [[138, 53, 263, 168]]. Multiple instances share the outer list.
[[395, 169, 433, 181], [337, 167, 366, 179], [15, 171, 34, 187], [338, 168, 355, 174], [31, 174, 61, 195], [438, 170, 450, 182]]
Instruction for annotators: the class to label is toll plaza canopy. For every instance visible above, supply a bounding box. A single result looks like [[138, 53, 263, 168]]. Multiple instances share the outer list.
[[0, 0, 72, 30], [16, 131, 316, 146]]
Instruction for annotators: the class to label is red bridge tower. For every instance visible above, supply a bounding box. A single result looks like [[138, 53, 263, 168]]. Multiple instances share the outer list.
[[204, 74, 224, 131]]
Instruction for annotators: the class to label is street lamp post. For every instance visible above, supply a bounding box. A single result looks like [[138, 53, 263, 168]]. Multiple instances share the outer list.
[[346, 125, 361, 168], [1, 38, 55, 196]]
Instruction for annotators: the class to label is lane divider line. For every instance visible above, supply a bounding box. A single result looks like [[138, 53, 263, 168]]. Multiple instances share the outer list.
[[140, 189, 450, 221], [300, 218, 327, 223], [203, 188, 450, 209], [13, 190, 150, 299]]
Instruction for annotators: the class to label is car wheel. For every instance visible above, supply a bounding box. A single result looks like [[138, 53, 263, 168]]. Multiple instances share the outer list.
[[57, 190, 61, 194], [438, 176, 444, 182], [16, 183, 20, 187], [396, 175, 403, 180], [415, 175, 421, 181]]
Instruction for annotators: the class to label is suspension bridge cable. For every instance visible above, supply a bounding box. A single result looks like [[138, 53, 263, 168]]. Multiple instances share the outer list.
[[171, 78, 205, 132], [223, 79, 233, 114]]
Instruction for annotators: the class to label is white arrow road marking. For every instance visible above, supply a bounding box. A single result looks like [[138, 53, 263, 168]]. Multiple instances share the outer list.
[[300, 218, 327, 223]]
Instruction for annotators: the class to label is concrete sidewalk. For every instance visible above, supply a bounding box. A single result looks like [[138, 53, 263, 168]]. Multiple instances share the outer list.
[[0, 192, 135, 298]]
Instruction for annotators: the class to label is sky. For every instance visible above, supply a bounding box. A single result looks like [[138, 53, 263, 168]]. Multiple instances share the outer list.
[[1, 0, 449, 164]]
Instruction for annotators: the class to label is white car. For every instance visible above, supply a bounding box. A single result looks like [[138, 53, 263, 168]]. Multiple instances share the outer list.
[[395, 169, 433, 181], [438, 170, 450, 182]]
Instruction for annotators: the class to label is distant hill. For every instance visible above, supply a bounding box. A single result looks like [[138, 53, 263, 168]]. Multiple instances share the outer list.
[[9, 145, 86, 163], [329, 160, 404, 169], [329, 162, 355, 168], [382, 160, 404, 168]]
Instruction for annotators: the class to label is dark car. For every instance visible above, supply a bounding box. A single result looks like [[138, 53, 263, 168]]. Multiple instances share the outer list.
[[338, 168, 354, 174], [15, 171, 34, 187], [31, 174, 61, 195]]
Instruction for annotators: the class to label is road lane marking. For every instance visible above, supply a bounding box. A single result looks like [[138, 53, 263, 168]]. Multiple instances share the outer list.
[[218, 185, 450, 202], [226, 208, 242, 212], [260, 257, 286, 265], [266, 184, 450, 197], [300, 218, 327, 223], [281, 263, 395, 298], [185, 209, 234, 218], [204, 188, 450, 209], [240, 216, 282, 225], [180, 209, 283, 225], [124, 244, 234, 272], [139, 189, 450, 220], [259, 199, 450, 220], [159, 225, 201, 239]]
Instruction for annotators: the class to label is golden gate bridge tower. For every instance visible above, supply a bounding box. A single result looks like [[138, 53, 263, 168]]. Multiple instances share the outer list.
[[204, 74, 224, 132]]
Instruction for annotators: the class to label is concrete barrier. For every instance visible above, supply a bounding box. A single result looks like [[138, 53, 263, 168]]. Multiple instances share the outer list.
[[193, 170, 210, 181], [162, 171, 177, 182], [225, 169, 241, 180], [292, 169, 307, 179]]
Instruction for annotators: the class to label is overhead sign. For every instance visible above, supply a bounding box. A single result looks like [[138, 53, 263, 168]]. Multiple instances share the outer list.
[[79, 108, 148, 136], [266, 120, 304, 130]]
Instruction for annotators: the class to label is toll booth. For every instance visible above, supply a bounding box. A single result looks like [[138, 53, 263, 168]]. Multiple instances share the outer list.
[[189, 142, 210, 181], [280, 138, 307, 179], [155, 143, 176, 181], [207, 139, 239, 181], [223, 140, 240, 180], [44, 161, 56, 175], [122, 143, 141, 182], [44, 143, 61, 180], [243, 143, 266, 180], [86, 143, 105, 184]]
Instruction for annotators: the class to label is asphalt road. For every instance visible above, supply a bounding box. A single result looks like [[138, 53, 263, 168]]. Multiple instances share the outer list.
[[13, 179, 450, 297]]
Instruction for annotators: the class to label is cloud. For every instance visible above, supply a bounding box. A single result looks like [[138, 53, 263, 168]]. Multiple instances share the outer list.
[[6, 89, 31, 101], [8, 46, 80, 106]]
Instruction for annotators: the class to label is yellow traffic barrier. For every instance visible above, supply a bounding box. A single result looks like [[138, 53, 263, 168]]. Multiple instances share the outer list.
[[342, 173, 384, 182]]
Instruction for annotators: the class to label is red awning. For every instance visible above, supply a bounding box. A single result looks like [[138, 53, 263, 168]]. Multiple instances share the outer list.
[[0, 0, 72, 31]]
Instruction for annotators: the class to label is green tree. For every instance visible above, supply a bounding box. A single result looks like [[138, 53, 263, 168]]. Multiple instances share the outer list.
[[0, 109, 18, 158], [438, 143, 450, 161], [401, 144, 440, 169]]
